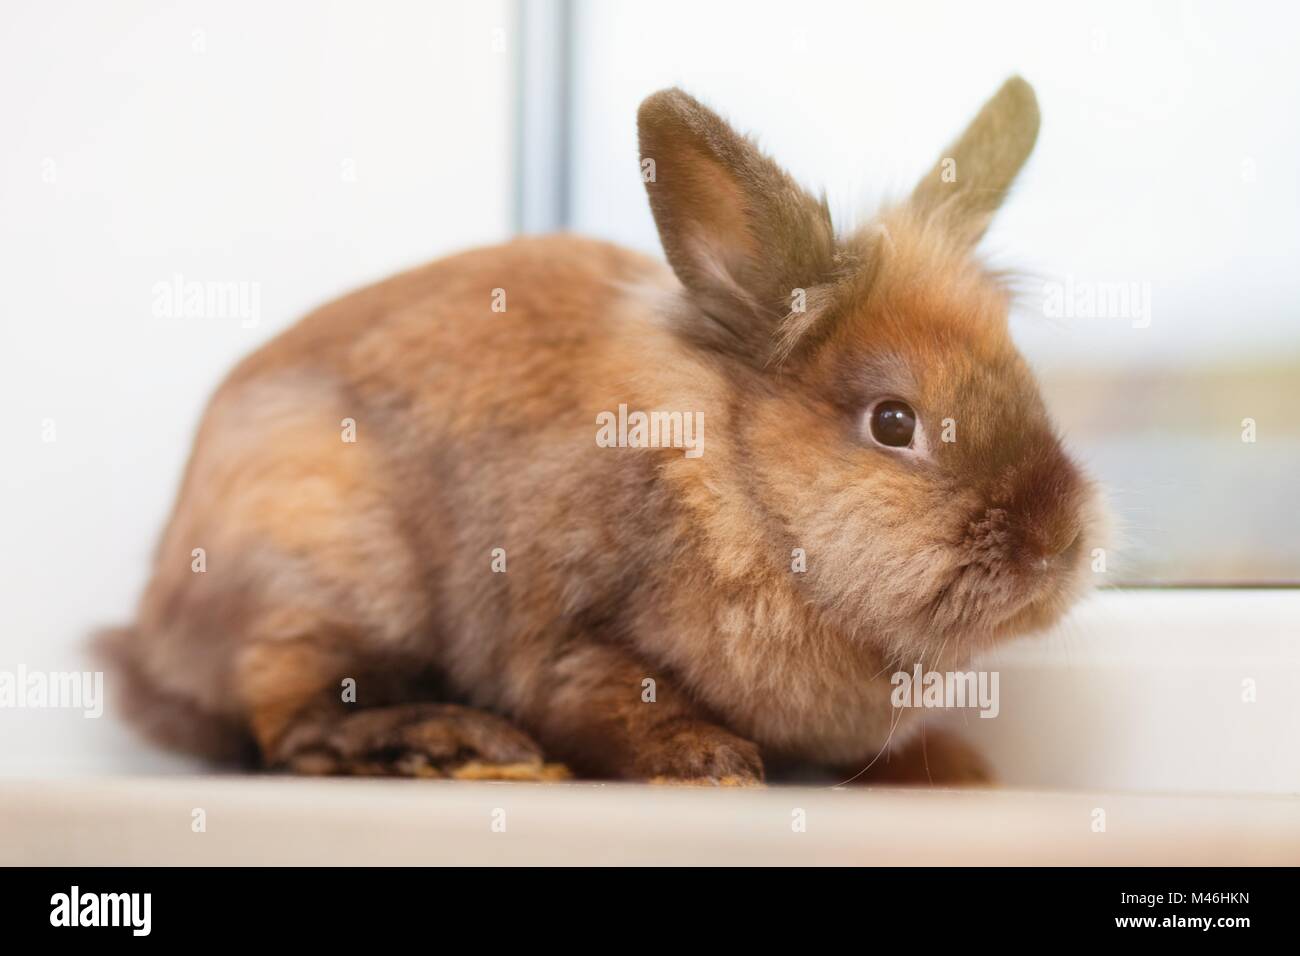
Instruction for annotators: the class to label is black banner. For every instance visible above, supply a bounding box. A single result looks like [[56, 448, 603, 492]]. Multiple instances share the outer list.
[[0, 866, 1281, 941]]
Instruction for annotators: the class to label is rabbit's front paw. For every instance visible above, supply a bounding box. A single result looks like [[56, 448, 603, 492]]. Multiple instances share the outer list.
[[636, 718, 764, 786]]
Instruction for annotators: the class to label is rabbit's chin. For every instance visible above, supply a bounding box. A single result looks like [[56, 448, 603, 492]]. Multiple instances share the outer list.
[[898, 543, 1093, 668]]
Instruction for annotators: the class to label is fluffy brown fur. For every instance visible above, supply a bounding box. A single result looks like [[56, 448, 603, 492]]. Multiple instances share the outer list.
[[97, 77, 1103, 784]]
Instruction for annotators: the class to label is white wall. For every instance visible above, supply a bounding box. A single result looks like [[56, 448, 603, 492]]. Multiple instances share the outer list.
[[0, 0, 516, 773], [568, 0, 1300, 369], [947, 590, 1300, 795]]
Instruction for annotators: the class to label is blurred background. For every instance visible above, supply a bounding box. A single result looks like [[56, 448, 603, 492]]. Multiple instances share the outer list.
[[1, 0, 1297, 777]]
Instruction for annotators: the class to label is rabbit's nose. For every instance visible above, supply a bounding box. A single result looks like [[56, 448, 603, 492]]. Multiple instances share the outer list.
[[1031, 527, 1082, 568], [984, 446, 1086, 565], [1020, 497, 1084, 562]]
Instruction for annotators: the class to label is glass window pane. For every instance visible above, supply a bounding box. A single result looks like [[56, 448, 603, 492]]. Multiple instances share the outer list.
[[566, 0, 1300, 583]]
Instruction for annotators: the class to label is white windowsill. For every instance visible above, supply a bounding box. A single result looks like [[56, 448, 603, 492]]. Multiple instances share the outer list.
[[1, 589, 1296, 864], [0, 776, 1295, 866]]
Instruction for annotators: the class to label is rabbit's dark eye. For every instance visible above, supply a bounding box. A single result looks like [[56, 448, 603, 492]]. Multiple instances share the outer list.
[[869, 400, 916, 448]]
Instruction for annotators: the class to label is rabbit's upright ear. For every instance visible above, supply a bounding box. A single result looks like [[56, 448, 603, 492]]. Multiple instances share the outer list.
[[637, 88, 837, 362], [910, 76, 1040, 248]]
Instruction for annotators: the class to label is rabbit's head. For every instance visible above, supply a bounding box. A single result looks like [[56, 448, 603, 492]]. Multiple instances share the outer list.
[[638, 78, 1106, 665]]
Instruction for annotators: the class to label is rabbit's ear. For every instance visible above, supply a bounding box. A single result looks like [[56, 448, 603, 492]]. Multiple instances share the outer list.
[[910, 76, 1040, 248], [637, 88, 837, 361]]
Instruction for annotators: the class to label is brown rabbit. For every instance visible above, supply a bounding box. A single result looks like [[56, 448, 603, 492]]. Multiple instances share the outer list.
[[98, 77, 1103, 785]]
